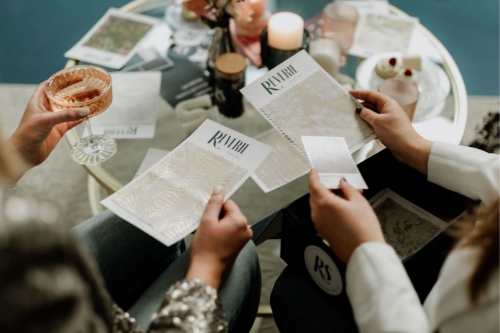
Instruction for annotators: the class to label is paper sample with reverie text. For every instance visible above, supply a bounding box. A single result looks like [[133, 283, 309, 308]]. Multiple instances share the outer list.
[[102, 120, 272, 246], [241, 50, 375, 192]]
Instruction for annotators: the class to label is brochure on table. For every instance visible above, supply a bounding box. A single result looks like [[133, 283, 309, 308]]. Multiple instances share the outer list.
[[102, 120, 272, 246], [65, 8, 160, 69], [84, 72, 161, 139], [122, 21, 174, 72], [241, 51, 375, 192]]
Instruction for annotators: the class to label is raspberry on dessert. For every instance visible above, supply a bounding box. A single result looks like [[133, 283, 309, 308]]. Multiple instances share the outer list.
[[404, 69, 413, 76], [389, 57, 397, 66]]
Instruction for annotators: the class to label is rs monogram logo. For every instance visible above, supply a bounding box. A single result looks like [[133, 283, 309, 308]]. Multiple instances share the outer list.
[[314, 255, 332, 283], [304, 245, 342, 296]]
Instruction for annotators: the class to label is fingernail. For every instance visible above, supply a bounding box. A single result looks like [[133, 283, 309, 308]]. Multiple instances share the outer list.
[[341, 177, 348, 183], [78, 108, 90, 117], [213, 185, 222, 195], [355, 107, 362, 115]]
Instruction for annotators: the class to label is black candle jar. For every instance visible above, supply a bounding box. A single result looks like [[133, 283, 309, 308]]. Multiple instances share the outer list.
[[214, 53, 246, 118], [260, 27, 311, 69]]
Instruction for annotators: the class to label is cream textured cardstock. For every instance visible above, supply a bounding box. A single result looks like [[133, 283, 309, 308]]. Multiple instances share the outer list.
[[252, 128, 311, 193], [112, 141, 246, 240], [260, 70, 374, 156]]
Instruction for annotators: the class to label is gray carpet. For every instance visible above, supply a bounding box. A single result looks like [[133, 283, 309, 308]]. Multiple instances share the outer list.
[[1, 84, 498, 332]]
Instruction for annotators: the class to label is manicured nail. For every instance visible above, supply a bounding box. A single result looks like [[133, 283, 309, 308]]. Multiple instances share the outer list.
[[78, 108, 90, 117], [355, 107, 362, 115], [213, 185, 222, 195], [341, 177, 348, 183]]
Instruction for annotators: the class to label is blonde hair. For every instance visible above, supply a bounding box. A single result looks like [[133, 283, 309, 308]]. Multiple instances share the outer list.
[[453, 199, 499, 305]]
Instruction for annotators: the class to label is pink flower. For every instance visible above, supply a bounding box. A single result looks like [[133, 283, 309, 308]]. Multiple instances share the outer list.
[[183, 0, 213, 16], [226, 0, 254, 23]]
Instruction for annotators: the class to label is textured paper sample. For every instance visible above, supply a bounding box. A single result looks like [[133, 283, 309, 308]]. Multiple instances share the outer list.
[[112, 142, 246, 241], [102, 119, 272, 246], [241, 51, 375, 158], [134, 148, 169, 178], [259, 69, 374, 156], [252, 128, 311, 193], [371, 189, 447, 259]]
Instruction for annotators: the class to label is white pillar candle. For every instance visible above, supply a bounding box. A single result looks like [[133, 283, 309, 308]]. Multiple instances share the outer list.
[[267, 12, 304, 50], [309, 38, 341, 78]]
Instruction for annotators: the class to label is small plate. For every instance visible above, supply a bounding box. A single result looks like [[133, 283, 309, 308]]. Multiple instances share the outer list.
[[355, 52, 450, 122]]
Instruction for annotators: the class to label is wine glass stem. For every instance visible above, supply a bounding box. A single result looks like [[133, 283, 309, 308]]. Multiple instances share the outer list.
[[86, 120, 95, 145]]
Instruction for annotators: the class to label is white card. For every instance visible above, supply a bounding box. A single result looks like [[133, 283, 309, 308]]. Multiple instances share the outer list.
[[302, 136, 367, 189], [65, 8, 160, 69], [102, 120, 272, 246], [83, 72, 161, 139]]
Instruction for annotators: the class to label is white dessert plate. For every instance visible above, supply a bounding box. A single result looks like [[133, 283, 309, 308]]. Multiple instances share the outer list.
[[355, 52, 450, 122]]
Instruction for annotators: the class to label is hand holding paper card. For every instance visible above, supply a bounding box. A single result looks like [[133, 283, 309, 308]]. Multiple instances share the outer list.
[[102, 120, 272, 246], [241, 50, 375, 156], [302, 136, 367, 189], [240, 50, 374, 193]]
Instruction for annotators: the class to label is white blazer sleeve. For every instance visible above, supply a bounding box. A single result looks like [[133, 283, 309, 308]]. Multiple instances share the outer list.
[[346, 242, 429, 333], [427, 142, 499, 205]]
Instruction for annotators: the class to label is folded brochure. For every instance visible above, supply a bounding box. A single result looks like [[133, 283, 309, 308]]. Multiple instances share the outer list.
[[102, 119, 272, 246]]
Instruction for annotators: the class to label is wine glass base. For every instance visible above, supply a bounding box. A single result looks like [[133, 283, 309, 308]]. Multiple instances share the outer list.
[[71, 135, 117, 165]]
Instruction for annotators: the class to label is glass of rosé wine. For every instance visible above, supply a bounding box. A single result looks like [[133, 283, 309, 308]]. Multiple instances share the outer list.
[[46, 65, 116, 165]]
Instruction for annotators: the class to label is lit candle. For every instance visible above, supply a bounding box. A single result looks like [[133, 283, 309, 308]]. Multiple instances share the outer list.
[[267, 12, 304, 50]]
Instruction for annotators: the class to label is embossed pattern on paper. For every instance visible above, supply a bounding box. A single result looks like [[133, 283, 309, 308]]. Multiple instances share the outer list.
[[374, 198, 441, 259], [260, 70, 373, 155], [253, 128, 311, 192], [112, 141, 246, 240]]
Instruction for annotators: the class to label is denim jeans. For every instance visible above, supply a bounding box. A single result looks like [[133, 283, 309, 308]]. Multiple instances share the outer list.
[[73, 210, 261, 332]]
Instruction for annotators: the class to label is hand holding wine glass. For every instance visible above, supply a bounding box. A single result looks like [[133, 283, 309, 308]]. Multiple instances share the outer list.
[[45, 65, 117, 165], [6, 81, 90, 170]]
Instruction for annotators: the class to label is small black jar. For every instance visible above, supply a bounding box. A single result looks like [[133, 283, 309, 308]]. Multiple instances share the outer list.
[[214, 53, 246, 118]]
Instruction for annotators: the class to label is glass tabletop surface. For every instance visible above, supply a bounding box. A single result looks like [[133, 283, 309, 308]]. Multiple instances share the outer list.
[[84, 0, 459, 225]]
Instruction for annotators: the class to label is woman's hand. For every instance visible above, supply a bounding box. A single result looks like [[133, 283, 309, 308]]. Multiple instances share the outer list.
[[350, 90, 432, 175], [187, 186, 253, 290], [6, 82, 90, 168], [309, 169, 385, 263]]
